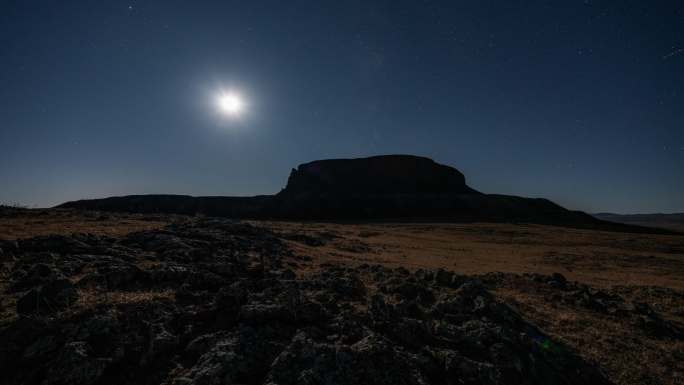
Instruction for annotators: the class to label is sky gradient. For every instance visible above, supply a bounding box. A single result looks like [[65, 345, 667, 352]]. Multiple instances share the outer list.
[[1, 0, 683, 213]]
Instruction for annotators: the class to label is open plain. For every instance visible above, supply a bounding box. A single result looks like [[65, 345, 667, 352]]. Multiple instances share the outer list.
[[1, 207, 683, 385]]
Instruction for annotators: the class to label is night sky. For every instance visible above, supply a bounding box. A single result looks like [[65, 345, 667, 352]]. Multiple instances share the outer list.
[[1, 1, 683, 213]]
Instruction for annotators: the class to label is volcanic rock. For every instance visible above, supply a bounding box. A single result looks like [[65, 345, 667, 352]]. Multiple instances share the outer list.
[[16, 278, 78, 315], [45, 341, 111, 385], [0, 218, 616, 385]]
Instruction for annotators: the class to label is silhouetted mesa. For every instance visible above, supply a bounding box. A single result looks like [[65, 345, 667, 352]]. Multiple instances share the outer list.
[[280, 155, 480, 196], [57, 155, 671, 233]]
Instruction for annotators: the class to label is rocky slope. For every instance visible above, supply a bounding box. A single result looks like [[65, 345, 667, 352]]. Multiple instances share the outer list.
[[0, 218, 614, 385]]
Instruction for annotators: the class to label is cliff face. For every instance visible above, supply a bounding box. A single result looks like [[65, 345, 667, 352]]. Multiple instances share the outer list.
[[280, 155, 480, 196]]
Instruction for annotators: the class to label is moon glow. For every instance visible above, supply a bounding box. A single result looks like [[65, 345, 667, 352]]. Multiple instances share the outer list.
[[216, 91, 245, 117]]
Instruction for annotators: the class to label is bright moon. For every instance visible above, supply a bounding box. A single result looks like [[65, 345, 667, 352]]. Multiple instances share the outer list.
[[216, 91, 245, 117]]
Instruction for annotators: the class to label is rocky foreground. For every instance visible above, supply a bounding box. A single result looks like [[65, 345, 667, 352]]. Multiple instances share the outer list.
[[0, 218, 637, 385]]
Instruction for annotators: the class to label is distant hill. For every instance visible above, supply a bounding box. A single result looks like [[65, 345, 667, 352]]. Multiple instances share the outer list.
[[58, 155, 673, 234], [594, 212, 684, 233]]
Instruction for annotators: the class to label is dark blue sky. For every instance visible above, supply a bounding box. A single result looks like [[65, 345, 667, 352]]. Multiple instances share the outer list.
[[1, 0, 683, 213]]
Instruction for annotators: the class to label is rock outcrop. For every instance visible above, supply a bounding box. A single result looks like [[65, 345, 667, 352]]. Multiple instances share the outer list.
[[0, 218, 616, 385]]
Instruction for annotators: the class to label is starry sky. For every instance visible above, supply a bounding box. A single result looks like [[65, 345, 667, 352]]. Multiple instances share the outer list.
[[1, 0, 683, 213]]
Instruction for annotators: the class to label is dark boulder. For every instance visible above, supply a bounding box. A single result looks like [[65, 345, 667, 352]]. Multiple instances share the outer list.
[[9, 263, 63, 292], [44, 342, 111, 385], [239, 303, 293, 324], [548, 273, 568, 289], [265, 331, 430, 385], [16, 278, 79, 315], [141, 322, 179, 365], [175, 327, 284, 385]]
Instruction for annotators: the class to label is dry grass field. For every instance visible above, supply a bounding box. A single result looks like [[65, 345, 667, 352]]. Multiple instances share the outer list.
[[257, 221, 684, 290], [0, 208, 169, 240]]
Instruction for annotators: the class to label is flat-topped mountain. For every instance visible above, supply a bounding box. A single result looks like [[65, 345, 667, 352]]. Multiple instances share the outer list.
[[280, 155, 480, 196], [57, 155, 670, 233]]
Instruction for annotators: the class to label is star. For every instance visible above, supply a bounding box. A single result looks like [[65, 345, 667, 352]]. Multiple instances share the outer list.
[[663, 48, 684, 60]]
